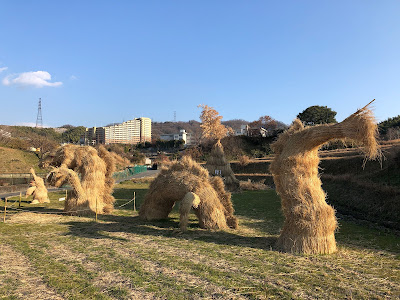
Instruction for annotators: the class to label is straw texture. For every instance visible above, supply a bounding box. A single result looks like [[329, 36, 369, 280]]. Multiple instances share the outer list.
[[139, 156, 238, 231], [205, 140, 240, 192], [44, 145, 115, 215], [270, 103, 379, 254], [26, 168, 49, 204]]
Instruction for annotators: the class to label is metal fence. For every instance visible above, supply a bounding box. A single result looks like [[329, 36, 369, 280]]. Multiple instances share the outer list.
[[0, 165, 148, 187], [112, 165, 148, 182]]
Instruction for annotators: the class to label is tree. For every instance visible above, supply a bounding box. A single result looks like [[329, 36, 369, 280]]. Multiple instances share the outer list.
[[61, 126, 86, 144], [379, 115, 400, 135], [297, 106, 337, 125], [248, 115, 277, 137], [198, 104, 231, 141]]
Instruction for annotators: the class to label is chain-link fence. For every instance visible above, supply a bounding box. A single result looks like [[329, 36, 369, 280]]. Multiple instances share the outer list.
[[112, 165, 148, 182]]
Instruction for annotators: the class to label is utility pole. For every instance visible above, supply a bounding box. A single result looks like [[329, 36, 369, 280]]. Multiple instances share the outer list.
[[36, 98, 43, 128]]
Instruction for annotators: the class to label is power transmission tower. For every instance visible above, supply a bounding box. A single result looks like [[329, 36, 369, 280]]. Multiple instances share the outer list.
[[36, 98, 43, 128]]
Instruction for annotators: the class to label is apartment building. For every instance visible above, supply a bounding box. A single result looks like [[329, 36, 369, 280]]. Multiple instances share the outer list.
[[84, 117, 151, 145]]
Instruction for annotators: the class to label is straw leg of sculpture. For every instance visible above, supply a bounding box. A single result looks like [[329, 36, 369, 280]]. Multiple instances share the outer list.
[[179, 192, 200, 232], [275, 176, 338, 254]]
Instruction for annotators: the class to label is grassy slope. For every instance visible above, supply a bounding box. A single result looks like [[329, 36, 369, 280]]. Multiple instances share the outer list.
[[0, 181, 399, 299], [0, 147, 42, 173]]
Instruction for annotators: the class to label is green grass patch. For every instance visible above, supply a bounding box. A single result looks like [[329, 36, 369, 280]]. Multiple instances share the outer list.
[[0, 180, 399, 299]]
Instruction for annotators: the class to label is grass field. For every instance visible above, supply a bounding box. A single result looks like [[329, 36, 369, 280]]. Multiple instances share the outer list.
[[0, 180, 399, 299]]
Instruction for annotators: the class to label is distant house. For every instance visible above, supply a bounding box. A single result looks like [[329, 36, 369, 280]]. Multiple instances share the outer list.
[[160, 129, 195, 146], [235, 125, 249, 136]]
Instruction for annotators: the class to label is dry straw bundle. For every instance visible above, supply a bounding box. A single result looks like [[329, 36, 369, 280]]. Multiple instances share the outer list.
[[43, 145, 117, 215], [139, 156, 238, 231], [26, 168, 50, 204], [205, 140, 240, 192], [270, 101, 380, 254]]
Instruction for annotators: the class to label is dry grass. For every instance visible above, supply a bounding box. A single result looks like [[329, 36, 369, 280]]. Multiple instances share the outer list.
[[0, 184, 399, 299], [240, 179, 269, 191], [238, 155, 251, 166], [0, 146, 42, 173]]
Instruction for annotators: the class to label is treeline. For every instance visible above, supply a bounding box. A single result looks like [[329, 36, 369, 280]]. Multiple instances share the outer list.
[[379, 115, 400, 140], [152, 119, 249, 140]]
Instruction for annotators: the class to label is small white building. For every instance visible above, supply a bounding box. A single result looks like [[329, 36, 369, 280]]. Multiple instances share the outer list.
[[160, 129, 195, 146], [235, 125, 249, 136]]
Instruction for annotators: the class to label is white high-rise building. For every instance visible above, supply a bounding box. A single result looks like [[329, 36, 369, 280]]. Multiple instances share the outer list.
[[84, 117, 151, 145]]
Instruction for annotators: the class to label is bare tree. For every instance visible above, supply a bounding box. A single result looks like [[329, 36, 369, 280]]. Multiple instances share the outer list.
[[198, 104, 232, 141]]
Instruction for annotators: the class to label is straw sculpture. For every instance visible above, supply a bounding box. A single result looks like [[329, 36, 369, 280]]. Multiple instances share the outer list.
[[43, 145, 116, 215], [205, 140, 240, 192], [270, 101, 379, 254], [26, 168, 50, 204], [139, 156, 238, 231]]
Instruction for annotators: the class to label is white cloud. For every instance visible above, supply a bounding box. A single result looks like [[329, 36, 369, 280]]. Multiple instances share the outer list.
[[14, 122, 50, 128], [70, 75, 78, 80], [2, 71, 62, 88], [0, 67, 7, 73]]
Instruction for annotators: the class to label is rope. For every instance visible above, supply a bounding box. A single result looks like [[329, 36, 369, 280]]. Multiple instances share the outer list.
[[116, 198, 135, 208], [3, 197, 137, 216]]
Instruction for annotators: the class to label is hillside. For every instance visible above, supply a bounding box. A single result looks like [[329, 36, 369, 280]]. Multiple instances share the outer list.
[[0, 147, 41, 173]]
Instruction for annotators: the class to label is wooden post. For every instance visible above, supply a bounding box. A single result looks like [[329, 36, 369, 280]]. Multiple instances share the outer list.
[[3, 197, 7, 222], [133, 191, 136, 212], [65, 189, 68, 200], [19, 192, 22, 208], [95, 197, 98, 222]]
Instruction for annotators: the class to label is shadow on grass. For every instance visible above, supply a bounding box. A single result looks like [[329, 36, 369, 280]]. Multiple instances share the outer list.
[[64, 214, 278, 251]]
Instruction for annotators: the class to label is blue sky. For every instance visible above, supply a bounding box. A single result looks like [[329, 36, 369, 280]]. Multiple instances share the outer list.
[[0, 1, 399, 128]]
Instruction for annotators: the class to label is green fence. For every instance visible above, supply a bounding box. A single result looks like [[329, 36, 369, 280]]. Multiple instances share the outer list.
[[112, 165, 148, 182]]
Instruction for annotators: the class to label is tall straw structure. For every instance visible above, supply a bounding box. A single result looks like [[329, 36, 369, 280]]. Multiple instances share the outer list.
[[43, 145, 117, 215], [26, 168, 49, 204], [270, 102, 380, 254], [205, 140, 240, 192], [139, 156, 238, 231]]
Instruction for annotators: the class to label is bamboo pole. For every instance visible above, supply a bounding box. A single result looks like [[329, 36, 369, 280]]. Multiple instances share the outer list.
[[95, 197, 98, 222], [3, 197, 7, 222], [19, 192, 22, 208], [133, 191, 136, 212]]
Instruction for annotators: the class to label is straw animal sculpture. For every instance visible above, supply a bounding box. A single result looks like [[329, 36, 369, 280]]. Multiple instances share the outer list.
[[205, 140, 240, 192], [26, 168, 49, 204], [43, 145, 117, 215], [270, 102, 379, 254], [139, 156, 238, 231]]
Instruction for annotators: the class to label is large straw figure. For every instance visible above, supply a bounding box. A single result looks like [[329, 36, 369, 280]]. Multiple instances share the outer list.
[[139, 156, 238, 231], [270, 102, 379, 254], [205, 140, 240, 192], [199, 104, 239, 191], [26, 168, 50, 204], [42, 145, 116, 215]]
